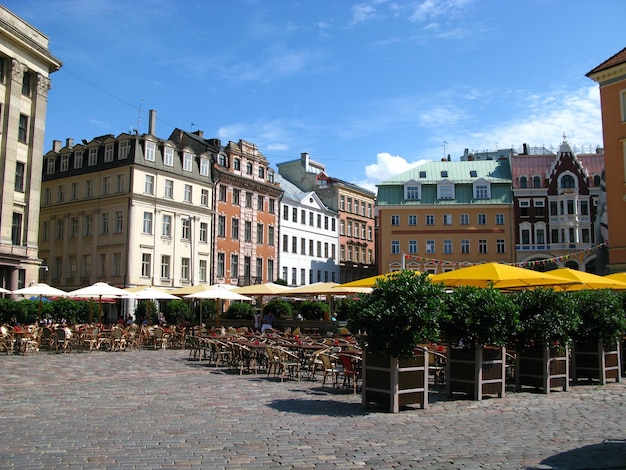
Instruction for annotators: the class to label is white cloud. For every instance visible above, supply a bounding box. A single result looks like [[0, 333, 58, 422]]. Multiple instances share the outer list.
[[352, 152, 428, 190], [350, 4, 378, 25]]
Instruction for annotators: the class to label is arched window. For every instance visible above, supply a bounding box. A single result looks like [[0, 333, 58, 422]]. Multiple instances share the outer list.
[[560, 174, 575, 189], [593, 174, 601, 187], [519, 176, 527, 188], [533, 176, 541, 188]]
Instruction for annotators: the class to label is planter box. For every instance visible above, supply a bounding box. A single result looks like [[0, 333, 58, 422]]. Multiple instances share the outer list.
[[572, 341, 621, 384], [362, 348, 428, 413], [446, 345, 506, 400], [621, 337, 626, 377], [515, 345, 569, 393]]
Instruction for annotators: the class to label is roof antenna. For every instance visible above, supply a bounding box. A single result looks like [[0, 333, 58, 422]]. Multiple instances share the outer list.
[[191, 122, 196, 132], [137, 98, 144, 133]]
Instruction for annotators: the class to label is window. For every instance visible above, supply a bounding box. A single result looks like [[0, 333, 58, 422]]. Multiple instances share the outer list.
[[18, 114, 28, 143], [183, 152, 193, 172], [217, 215, 225, 237], [115, 211, 123, 233], [200, 222, 208, 243], [70, 182, 78, 200], [69, 217, 78, 238], [268, 225, 275, 246], [519, 176, 528, 188], [292, 236, 297, 253], [536, 229, 545, 244], [340, 196, 345, 211], [409, 240, 417, 254], [495, 213, 504, 225], [231, 218, 239, 239], [102, 176, 110, 195], [560, 174, 575, 189], [292, 207, 298, 223], [99, 254, 107, 277], [479, 239, 487, 254], [101, 213, 109, 234], [246, 162, 253, 175], [567, 199, 575, 215], [581, 200, 589, 216], [233, 158, 240, 170], [231, 254, 239, 278], [317, 214, 322, 228], [258, 166, 265, 179], [309, 212, 314, 226], [162, 215, 172, 237], [460, 214, 469, 225], [88, 147, 98, 166], [324, 216, 329, 230], [438, 182, 454, 200], [44, 187, 51, 205], [219, 186, 227, 202], [441, 170, 448, 178], [391, 240, 400, 254], [201, 189, 209, 206], [22, 71, 31, 96], [182, 218, 191, 240], [478, 214, 486, 225], [57, 185, 64, 203], [282, 234, 288, 252], [475, 184, 489, 199], [164, 179, 173, 198], [144, 175, 154, 194], [317, 241, 322, 257], [74, 150, 83, 168], [347, 198, 352, 213], [443, 214, 452, 225], [60, 154, 69, 171], [56, 219, 64, 239], [145, 141, 156, 161], [256, 223, 263, 244], [118, 141, 128, 160], [391, 215, 400, 226], [244, 221, 252, 242], [104, 144, 114, 162], [46, 157, 55, 175], [444, 239, 452, 254], [309, 240, 314, 256], [163, 147, 174, 166], [217, 253, 225, 277], [405, 185, 419, 200], [245, 192, 252, 208], [161, 255, 170, 279], [426, 240, 435, 254], [550, 201, 558, 215], [184, 184, 192, 202], [83, 215, 92, 237], [218, 154, 226, 167], [533, 176, 541, 188], [14, 162, 24, 192], [461, 239, 470, 254], [257, 196, 264, 211], [143, 212, 153, 234], [426, 214, 434, 225], [86, 180, 93, 198], [113, 253, 121, 277], [269, 199, 275, 214], [347, 221, 353, 237], [200, 158, 209, 176], [11, 213, 22, 245], [181, 258, 190, 280], [83, 254, 92, 278], [68, 256, 77, 278], [496, 239, 505, 254], [199, 259, 207, 282], [115, 174, 124, 193]]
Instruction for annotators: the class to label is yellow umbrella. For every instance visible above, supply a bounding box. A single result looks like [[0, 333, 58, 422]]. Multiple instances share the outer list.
[[429, 262, 574, 290], [548, 268, 626, 290], [233, 282, 293, 296], [339, 272, 405, 288], [605, 272, 626, 284]]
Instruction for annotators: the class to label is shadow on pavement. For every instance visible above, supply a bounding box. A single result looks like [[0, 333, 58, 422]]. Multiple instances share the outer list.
[[268, 398, 368, 417], [532, 439, 626, 470]]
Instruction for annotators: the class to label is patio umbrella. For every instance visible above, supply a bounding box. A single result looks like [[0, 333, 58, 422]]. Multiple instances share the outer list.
[[185, 288, 252, 327], [429, 262, 575, 290], [547, 268, 626, 291], [605, 272, 626, 284], [0, 286, 12, 295], [13, 283, 68, 319], [67, 282, 132, 324], [127, 287, 180, 323], [286, 282, 342, 295], [233, 282, 293, 296]]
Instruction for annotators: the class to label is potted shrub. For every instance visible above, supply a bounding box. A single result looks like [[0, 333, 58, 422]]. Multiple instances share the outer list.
[[571, 289, 626, 384], [444, 286, 519, 400], [347, 270, 446, 413], [512, 288, 579, 393]]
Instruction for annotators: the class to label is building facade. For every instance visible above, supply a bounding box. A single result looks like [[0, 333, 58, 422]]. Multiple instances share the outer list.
[[277, 153, 376, 283], [376, 160, 514, 273], [511, 139, 603, 271], [276, 174, 339, 286], [39, 112, 214, 290], [0, 7, 61, 289], [587, 47, 626, 273]]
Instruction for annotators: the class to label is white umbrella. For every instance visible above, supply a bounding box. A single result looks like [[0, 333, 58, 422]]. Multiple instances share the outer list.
[[13, 283, 67, 319], [185, 289, 252, 327], [131, 287, 179, 300], [0, 286, 12, 295], [67, 282, 132, 323]]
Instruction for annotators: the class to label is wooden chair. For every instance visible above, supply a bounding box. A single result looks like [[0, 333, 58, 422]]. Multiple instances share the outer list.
[[55, 328, 71, 353], [338, 354, 362, 394], [319, 352, 342, 389]]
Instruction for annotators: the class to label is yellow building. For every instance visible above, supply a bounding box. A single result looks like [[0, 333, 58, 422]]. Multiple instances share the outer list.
[[376, 160, 514, 273]]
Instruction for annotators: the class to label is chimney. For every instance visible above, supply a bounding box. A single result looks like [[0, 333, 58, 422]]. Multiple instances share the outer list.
[[148, 109, 156, 136], [66, 138, 74, 148], [52, 140, 62, 152], [193, 130, 203, 138], [301, 152, 310, 167]]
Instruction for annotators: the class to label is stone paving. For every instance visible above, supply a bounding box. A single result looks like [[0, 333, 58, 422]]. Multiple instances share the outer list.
[[1, 349, 625, 469]]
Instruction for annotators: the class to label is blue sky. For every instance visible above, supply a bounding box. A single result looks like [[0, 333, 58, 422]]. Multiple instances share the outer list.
[[8, 0, 625, 191]]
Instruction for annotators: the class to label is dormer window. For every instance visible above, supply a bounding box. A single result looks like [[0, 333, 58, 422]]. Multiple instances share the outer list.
[[560, 174, 575, 189], [519, 176, 528, 188], [419, 171, 426, 178], [473, 179, 491, 199], [403, 181, 420, 200], [441, 170, 448, 178], [470, 170, 477, 177], [533, 176, 541, 188], [437, 180, 455, 200]]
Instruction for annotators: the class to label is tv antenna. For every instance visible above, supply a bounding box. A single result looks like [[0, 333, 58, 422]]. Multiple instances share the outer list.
[[137, 98, 144, 133]]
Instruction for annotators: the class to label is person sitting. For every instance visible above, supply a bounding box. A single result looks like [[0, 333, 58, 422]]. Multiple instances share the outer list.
[[261, 311, 276, 333]]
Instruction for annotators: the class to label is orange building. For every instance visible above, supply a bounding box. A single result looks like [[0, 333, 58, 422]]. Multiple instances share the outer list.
[[587, 47, 626, 272]]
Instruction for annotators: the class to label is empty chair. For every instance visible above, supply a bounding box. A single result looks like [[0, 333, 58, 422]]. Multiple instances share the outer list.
[[338, 354, 362, 394]]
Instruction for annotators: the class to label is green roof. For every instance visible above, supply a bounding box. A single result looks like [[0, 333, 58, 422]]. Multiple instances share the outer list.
[[378, 159, 511, 185]]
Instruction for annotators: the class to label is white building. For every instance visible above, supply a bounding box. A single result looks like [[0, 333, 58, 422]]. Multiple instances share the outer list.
[[276, 174, 339, 285]]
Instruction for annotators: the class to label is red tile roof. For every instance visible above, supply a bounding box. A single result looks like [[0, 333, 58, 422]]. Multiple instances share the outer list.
[[586, 47, 626, 76]]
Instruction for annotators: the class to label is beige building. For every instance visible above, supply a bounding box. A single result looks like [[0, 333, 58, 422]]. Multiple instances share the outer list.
[[376, 160, 514, 273], [39, 111, 214, 291], [0, 6, 61, 289]]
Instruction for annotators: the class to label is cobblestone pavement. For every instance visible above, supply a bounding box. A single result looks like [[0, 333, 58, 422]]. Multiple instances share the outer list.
[[1, 349, 625, 469]]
